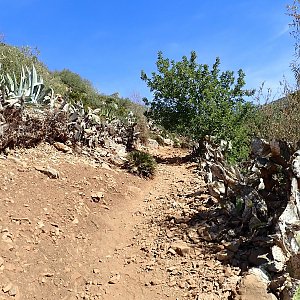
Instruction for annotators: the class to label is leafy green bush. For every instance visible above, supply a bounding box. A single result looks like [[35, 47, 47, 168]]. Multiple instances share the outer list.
[[250, 90, 300, 147], [54, 69, 99, 106], [125, 150, 157, 178], [141, 51, 255, 163], [293, 285, 300, 300]]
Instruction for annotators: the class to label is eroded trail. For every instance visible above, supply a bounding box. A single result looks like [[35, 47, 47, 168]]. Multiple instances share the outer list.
[[0, 145, 240, 300]]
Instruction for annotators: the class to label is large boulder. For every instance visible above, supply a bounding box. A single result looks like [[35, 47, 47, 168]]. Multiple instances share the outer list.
[[236, 268, 277, 300]]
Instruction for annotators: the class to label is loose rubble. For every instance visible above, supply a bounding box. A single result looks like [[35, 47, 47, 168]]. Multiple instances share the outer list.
[[133, 149, 242, 299]]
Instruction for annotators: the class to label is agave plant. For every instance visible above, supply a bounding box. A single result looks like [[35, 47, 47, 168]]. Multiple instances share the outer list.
[[0, 59, 141, 147], [0, 64, 55, 108]]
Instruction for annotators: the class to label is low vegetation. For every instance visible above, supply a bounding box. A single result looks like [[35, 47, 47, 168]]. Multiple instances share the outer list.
[[125, 150, 157, 178], [1, 0, 300, 168], [294, 286, 300, 300]]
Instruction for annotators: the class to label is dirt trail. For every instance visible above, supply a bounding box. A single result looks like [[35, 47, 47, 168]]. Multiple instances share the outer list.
[[0, 144, 240, 300]]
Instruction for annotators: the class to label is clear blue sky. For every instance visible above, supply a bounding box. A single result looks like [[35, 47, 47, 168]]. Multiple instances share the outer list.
[[0, 0, 295, 100]]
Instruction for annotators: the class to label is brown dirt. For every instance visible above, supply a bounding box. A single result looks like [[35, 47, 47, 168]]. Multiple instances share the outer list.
[[0, 144, 241, 300]]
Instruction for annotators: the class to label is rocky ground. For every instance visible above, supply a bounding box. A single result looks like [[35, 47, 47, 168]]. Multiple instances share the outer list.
[[0, 144, 277, 299]]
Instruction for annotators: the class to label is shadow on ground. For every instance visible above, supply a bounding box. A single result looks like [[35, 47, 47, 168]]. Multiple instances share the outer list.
[[154, 153, 192, 165]]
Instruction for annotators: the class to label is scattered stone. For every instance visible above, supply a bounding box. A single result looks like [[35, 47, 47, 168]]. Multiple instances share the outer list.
[[8, 285, 18, 296], [109, 156, 125, 167], [168, 280, 177, 287], [91, 192, 104, 203], [95, 148, 108, 157], [167, 248, 177, 255], [147, 139, 159, 149], [42, 272, 54, 277], [101, 162, 111, 170], [35, 166, 59, 179], [149, 279, 161, 286], [267, 245, 286, 273], [2, 282, 13, 293], [167, 266, 177, 272], [163, 138, 174, 146], [72, 218, 79, 224], [178, 281, 186, 289], [53, 142, 72, 153], [170, 241, 191, 256], [223, 240, 240, 253], [216, 250, 234, 262], [108, 273, 120, 284]]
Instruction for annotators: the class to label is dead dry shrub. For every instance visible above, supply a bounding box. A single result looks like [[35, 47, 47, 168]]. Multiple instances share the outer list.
[[0, 108, 68, 151]]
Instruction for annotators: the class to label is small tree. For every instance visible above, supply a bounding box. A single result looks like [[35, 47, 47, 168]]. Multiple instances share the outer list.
[[141, 51, 255, 161]]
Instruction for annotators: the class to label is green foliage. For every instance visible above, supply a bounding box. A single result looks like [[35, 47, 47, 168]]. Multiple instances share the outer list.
[[0, 63, 56, 108], [125, 150, 157, 178], [288, 0, 300, 84], [141, 51, 255, 162], [293, 285, 300, 300], [151, 133, 165, 146], [54, 69, 99, 106], [251, 89, 300, 147], [58, 69, 92, 94], [235, 197, 244, 214]]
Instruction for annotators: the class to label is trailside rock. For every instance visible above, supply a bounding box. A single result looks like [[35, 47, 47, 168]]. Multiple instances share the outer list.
[[108, 272, 121, 284], [236, 268, 277, 300], [34, 166, 59, 179], [170, 241, 192, 256], [163, 138, 174, 146], [267, 246, 286, 273], [147, 138, 159, 149], [91, 191, 104, 203], [53, 142, 72, 153], [199, 137, 300, 297]]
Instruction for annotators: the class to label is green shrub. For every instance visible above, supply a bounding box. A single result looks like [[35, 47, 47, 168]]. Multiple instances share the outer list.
[[151, 133, 164, 146], [293, 285, 300, 300], [125, 150, 156, 178], [141, 51, 255, 163], [250, 85, 300, 148]]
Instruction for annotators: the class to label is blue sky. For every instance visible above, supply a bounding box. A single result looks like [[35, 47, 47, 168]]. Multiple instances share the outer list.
[[0, 0, 295, 100]]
